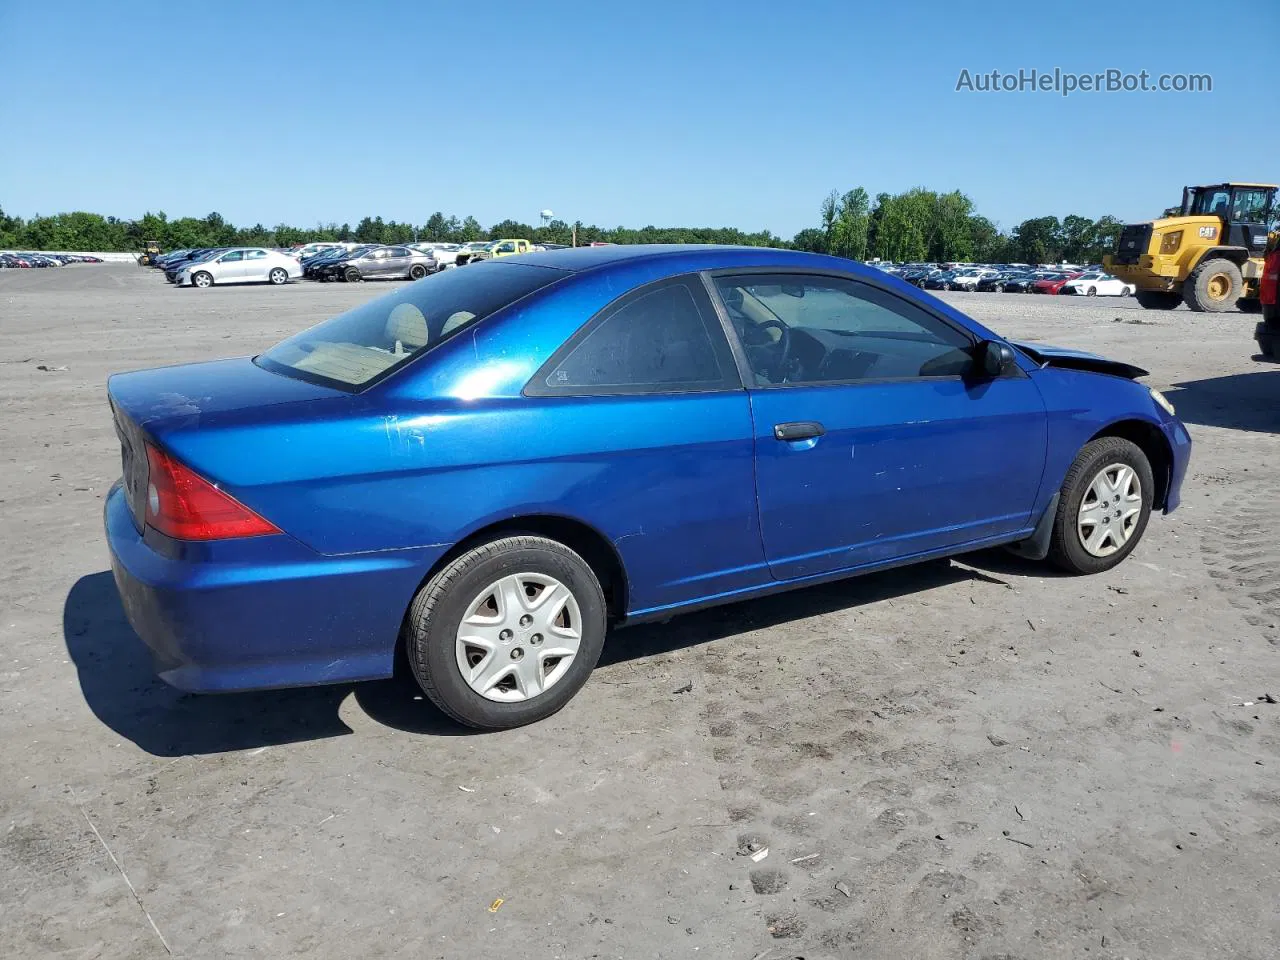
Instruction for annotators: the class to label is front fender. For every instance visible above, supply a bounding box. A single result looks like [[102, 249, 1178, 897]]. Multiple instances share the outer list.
[[1028, 367, 1189, 515]]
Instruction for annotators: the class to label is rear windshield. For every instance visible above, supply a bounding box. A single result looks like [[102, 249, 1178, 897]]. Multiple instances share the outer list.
[[257, 261, 566, 390]]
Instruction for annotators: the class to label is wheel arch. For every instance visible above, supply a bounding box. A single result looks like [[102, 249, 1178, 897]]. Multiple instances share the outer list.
[[1191, 246, 1251, 269], [1087, 418, 1173, 509], [409, 513, 630, 624]]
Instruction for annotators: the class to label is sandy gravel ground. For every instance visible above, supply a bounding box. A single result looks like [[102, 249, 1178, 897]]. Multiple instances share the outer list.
[[1, 264, 1277, 960]]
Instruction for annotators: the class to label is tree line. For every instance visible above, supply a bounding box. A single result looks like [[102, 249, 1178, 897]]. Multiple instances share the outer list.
[[793, 188, 1124, 265], [0, 191, 1124, 265]]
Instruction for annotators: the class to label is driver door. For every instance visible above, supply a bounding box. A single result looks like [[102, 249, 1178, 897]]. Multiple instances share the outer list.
[[711, 273, 1048, 581]]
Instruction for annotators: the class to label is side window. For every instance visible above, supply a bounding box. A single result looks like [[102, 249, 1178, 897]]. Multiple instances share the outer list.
[[219, 250, 244, 262], [245, 249, 267, 260], [713, 274, 973, 386], [531, 278, 737, 395], [498, 242, 516, 253], [388, 247, 410, 257], [1232, 189, 1268, 223]]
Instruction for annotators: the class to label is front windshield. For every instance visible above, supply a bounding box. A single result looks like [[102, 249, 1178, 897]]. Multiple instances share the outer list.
[[257, 261, 566, 390]]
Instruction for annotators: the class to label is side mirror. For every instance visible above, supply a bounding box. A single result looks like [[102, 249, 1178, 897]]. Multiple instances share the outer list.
[[975, 340, 1014, 378]]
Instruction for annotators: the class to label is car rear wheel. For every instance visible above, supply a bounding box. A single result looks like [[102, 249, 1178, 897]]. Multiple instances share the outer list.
[[344, 267, 361, 283], [192, 271, 213, 288], [405, 536, 608, 730], [268, 267, 288, 285], [1086, 286, 1096, 297], [1048, 437, 1154, 575], [409, 263, 427, 280]]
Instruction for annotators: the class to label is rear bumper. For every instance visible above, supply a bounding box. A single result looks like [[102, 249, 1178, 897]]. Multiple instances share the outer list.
[[104, 484, 437, 692]]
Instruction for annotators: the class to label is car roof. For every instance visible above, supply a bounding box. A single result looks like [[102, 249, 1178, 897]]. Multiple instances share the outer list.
[[512, 243, 865, 276]]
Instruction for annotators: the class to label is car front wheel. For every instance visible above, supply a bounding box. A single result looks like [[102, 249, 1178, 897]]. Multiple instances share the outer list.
[[1048, 437, 1154, 574], [405, 535, 608, 729], [192, 271, 213, 288]]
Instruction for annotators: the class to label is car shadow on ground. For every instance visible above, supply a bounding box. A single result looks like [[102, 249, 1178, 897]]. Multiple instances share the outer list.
[[63, 572, 473, 757], [67, 559, 1022, 755], [1166, 370, 1280, 434]]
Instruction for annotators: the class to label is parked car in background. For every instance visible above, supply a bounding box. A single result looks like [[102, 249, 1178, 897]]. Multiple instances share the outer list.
[[103, 245, 1190, 730], [166, 249, 230, 283], [1060, 272, 1136, 297], [977, 272, 1016, 292], [410, 243, 461, 268], [313, 245, 435, 282], [460, 239, 534, 265], [1033, 272, 1083, 295], [923, 270, 956, 290], [293, 242, 348, 260], [1003, 274, 1042, 293], [453, 242, 492, 267], [899, 266, 936, 287], [177, 248, 303, 288], [949, 269, 998, 291], [0, 253, 30, 268], [299, 245, 367, 279]]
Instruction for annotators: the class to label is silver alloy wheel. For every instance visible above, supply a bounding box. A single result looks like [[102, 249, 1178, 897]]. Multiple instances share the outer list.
[[193, 272, 212, 288], [270, 268, 287, 284], [1077, 462, 1142, 557], [455, 572, 583, 702]]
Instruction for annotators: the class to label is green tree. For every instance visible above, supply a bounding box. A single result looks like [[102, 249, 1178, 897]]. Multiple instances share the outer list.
[[829, 188, 870, 261], [423, 212, 448, 241], [1011, 216, 1062, 264], [792, 227, 827, 253]]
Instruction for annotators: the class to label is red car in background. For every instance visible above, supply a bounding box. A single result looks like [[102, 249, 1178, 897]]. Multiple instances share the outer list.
[[1256, 240, 1280, 358], [1262, 245, 1278, 320], [1033, 272, 1083, 294]]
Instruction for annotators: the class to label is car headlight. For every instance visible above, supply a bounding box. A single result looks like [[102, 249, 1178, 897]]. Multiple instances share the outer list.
[[1159, 231, 1182, 255], [1150, 388, 1176, 416]]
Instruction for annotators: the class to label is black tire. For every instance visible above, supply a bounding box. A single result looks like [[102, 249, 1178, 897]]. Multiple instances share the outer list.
[[191, 270, 213, 289], [1086, 286, 1097, 297], [409, 263, 427, 280], [1047, 437, 1154, 575], [1265, 301, 1280, 325], [1134, 290, 1181, 310], [344, 266, 361, 283], [1119, 287, 1131, 297], [1256, 323, 1278, 358], [268, 267, 288, 285], [405, 535, 608, 730], [1183, 257, 1243, 312]]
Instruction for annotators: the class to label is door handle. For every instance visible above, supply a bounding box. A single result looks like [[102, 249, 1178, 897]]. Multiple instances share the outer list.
[[774, 421, 825, 441]]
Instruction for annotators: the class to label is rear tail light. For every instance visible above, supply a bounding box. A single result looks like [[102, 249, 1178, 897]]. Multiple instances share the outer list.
[[144, 444, 279, 540]]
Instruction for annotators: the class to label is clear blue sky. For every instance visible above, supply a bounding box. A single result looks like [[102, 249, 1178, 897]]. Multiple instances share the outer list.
[[2, 0, 1276, 237]]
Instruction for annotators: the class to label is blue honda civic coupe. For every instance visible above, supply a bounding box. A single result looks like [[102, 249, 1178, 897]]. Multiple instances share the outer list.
[[105, 245, 1190, 729]]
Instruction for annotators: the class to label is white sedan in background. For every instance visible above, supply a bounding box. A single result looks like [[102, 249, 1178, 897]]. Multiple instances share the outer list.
[[177, 248, 303, 288], [1061, 272, 1136, 297]]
